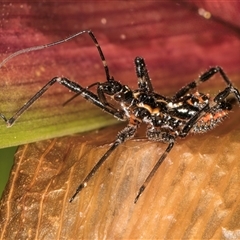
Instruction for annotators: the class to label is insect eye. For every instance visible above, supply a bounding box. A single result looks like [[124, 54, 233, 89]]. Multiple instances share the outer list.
[[101, 81, 122, 95]]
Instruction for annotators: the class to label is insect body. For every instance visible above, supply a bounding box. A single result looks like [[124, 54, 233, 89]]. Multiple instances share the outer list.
[[1, 30, 240, 203]]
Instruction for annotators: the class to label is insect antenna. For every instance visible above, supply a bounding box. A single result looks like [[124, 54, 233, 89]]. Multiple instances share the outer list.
[[0, 30, 111, 81]]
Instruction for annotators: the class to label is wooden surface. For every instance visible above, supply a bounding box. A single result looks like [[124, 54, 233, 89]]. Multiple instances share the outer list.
[[1, 110, 240, 239]]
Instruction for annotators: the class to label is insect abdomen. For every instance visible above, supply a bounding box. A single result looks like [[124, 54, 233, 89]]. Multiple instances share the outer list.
[[192, 110, 229, 133]]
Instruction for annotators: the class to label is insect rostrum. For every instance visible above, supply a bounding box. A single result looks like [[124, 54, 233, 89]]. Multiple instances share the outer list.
[[1, 30, 240, 203]]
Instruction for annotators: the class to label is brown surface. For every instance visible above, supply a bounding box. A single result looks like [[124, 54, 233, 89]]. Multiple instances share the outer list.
[[1, 110, 240, 239]]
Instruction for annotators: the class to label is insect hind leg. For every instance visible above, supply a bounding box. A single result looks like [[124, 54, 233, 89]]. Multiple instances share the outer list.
[[70, 123, 139, 202], [174, 66, 238, 99], [134, 130, 175, 203]]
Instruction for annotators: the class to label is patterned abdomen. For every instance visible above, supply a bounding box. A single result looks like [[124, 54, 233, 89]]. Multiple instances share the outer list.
[[192, 110, 229, 133]]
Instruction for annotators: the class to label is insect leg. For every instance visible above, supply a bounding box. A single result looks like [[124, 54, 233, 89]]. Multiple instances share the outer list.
[[214, 85, 240, 103], [180, 87, 240, 137], [179, 103, 210, 137], [134, 135, 175, 203], [69, 123, 139, 202], [174, 67, 239, 99], [135, 57, 153, 92], [0, 77, 125, 127], [62, 82, 100, 106]]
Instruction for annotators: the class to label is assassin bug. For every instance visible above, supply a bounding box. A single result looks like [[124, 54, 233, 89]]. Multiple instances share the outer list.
[[1, 30, 240, 203]]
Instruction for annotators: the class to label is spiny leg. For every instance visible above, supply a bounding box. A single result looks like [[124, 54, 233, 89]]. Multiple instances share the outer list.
[[179, 103, 210, 137], [62, 82, 100, 106], [214, 85, 240, 103], [134, 134, 175, 203], [0, 76, 125, 126], [62, 81, 111, 107], [69, 123, 139, 202], [135, 57, 153, 92], [64, 79, 123, 110], [174, 66, 238, 99]]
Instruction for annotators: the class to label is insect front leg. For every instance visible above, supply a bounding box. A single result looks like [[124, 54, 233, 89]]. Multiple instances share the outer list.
[[1, 77, 62, 126], [64, 79, 126, 116], [0, 76, 125, 127]]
